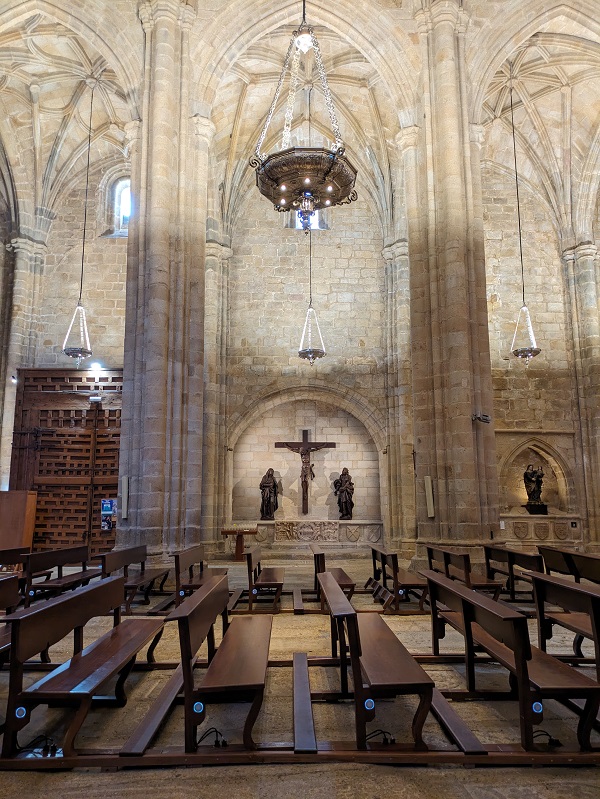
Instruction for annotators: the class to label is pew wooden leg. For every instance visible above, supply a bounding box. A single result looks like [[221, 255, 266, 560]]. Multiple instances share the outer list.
[[243, 688, 264, 750], [62, 696, 92, 756], [517, 689, 535, 751], [114, 655, 137, 706], [576, 695, 600, 751], [572, 633, 585, 659], [411, 687, 433, 750], [146, 627, 165, 664]]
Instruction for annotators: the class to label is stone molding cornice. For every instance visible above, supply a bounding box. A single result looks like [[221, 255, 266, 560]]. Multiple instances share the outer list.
[[415, 1, 468, 33], [382, 239, 409, 262]]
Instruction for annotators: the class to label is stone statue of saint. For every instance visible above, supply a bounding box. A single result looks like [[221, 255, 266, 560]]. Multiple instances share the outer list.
[[260, 468, 278, 520], [524, 464, 544, 504], [334, 467, 354, 520]]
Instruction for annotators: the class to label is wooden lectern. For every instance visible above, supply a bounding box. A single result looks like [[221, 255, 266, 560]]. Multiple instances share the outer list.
[[221, 527, 258, 561], [0, 491, 37, 550]]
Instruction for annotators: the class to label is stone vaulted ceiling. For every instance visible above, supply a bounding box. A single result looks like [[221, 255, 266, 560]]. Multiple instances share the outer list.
[[0, 13, 131, 239]]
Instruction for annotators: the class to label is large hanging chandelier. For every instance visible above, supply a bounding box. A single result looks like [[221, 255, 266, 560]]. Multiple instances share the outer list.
[[298, 230, 326, 363], [62, 80, 95, 366], [250, 1, 357, 231], [507, 67, 541, 362]]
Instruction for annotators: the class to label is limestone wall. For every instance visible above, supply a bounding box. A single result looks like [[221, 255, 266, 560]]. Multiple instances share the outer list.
[[38, 183, 127, 367]]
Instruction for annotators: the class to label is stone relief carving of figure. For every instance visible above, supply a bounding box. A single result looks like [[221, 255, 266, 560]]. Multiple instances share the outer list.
[[524, 464, 544, 504], [260, 467, 278, 520], [333, 467, 354, 520]]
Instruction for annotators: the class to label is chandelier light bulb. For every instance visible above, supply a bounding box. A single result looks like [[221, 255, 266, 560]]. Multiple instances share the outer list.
[[296, 32, 313, 53]]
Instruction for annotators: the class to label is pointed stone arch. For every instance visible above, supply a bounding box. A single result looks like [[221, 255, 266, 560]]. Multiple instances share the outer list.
[[498, 437, 577, 513]]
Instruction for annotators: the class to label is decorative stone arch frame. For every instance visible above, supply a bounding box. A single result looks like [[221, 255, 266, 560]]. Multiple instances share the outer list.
[[225, 381, 389, 532], [97, 167, 131, 237], [498, 437, 578, 514]]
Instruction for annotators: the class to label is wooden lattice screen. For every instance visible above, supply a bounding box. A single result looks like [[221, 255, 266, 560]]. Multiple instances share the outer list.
[[9, 369, 123, 554]]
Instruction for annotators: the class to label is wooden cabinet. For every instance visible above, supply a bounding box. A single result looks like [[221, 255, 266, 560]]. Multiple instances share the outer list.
[[0, 490, 37, 549]]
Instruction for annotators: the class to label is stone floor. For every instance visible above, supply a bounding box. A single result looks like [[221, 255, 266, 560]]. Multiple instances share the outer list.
[[0, 556, 598, 797]]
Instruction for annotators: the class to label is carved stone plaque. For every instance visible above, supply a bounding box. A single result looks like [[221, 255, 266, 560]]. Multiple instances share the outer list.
[[554, 521, 569, 540], [274, 521, 339, 541], [366, 524, 382, 543], [513, 522, 529, 540], [344, 525, 360, 542], [534, 522, 550, 540]]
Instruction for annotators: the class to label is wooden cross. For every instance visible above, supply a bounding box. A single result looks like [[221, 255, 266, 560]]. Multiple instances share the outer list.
[[275, 429, 336, 514]]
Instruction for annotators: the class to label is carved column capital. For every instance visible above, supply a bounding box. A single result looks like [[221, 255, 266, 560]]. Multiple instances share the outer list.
[[124, 119, 141, 156], [6, 237, 47, 258], [382, 239, 409, 263], [193, 114, 216, 146], [395, 125, 419, 153], [469, 123, 485, 149], [573, 242, 598, 263], [138, 1, 155, 31]]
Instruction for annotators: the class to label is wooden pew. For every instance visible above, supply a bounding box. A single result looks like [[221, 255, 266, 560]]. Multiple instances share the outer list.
[[483, 544, 544, 601], [1, 576, 164, 757], [317, 571, 434, 750], [0, 575, 20, 667], [426, 545, 503, 599], [95, 544, 170, 614], [530, 570, 600, 677], [174, 544, 228, 606], [538, 545, 580, 580], [22, 545, 101, 606], [422, 568, 600, 751], [168, 574, 273, 751], [245, 546, 284, 612], [367, 544, 427, 612], [570, 551, 600, 585], [0, 546, 51, 594], [310, 544, 355, 609]]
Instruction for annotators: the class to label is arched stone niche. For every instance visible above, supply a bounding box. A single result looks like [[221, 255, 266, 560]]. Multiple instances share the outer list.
[[500, 440, 574, 514], [231, 399, 381, 523]]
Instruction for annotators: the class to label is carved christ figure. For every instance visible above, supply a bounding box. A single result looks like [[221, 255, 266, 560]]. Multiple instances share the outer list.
[[275, 430, 336, 514]]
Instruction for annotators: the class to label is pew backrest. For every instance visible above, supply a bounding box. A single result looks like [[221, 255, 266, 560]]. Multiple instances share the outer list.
[[569, 552, 600, 585], [25, 544, 91, 575], [6, 576, 125, 663], [0, 574, 20, 613], [97, 545, 148, 577], [538, 545, 577, 579], [175, 544, 205, 581]]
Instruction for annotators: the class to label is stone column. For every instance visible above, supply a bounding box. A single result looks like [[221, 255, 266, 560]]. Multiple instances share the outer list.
[[382, 235, 415, 551], [0, 237, 46, 486], [118, 0, 203, 556], [564, 243, 600, 546], [202, 240, 232, 549], [411, 0, 498, 545]]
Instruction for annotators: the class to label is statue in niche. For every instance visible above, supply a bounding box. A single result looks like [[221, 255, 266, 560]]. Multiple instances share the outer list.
[[523, 464, 547, 514], [259, 468, 279, 520], [334, 467, 354, 520], [524, 464, 544, 503]]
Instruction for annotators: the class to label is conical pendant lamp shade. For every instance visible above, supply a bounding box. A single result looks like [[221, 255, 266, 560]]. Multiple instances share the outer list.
[[511, 303, 540, 360], [298, 305, 325, 365], [62, 301, 92, 366]]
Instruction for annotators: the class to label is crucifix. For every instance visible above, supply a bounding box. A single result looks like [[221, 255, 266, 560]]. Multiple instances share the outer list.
[[275, 429, 336, 514]]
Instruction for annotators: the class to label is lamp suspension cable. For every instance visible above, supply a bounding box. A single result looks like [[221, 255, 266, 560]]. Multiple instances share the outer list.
[[509, 68, 526, 307], [79, 83, 95, 307], [308, 228, 313, 306]]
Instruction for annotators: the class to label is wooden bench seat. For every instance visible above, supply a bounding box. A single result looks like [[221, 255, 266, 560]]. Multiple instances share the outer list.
[[530, 570, 600, 678], [246, 546, 284, 612], [310, 544, 355, 609], [95, 544, 170, 614], [318, 571, 433, 749], [2, 576, 164, 757], [422, 568, 600, 751], [0, 575, 20, 668], [484, 544, 544, 601], [165, 574, 273, 751], [22, 545, 101, 606]]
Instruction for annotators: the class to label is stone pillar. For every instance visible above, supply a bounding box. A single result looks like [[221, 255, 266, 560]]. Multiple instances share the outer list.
[[118, 0, 205, 556], [0, 238, 46, 486], [382, 235, 415, 551], [202, 240, 232, 549], [411, 0, 498, 545], [564, 243, 600, 546]]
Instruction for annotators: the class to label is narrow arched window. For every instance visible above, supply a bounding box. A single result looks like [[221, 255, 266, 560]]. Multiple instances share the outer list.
[[115, 179, 130, 234]]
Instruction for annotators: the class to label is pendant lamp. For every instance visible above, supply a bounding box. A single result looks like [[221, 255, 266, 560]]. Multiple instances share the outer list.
[[298, 229, 326, 363], [62, 81, 96, 366]]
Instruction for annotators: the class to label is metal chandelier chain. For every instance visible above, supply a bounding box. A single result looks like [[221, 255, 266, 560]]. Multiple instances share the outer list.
[[309, 28, 343, 149], [255, 35, 296, 160], [282, 45, 302, 150], [308, 228, 313, 307]]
